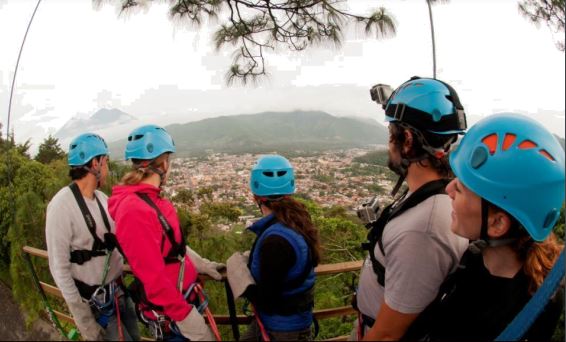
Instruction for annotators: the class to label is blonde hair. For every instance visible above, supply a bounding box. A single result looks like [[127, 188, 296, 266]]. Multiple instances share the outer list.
[[120, 153, 169, 185]]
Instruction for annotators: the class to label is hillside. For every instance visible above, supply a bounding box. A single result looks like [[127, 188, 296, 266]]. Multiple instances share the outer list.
[[108, 111, 388, 158]]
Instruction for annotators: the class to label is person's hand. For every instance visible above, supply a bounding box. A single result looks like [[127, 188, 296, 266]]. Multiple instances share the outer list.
[[67, 300, 104, 341], [227, 251, 255, 299], [176, 306, 215, 341], [186, 246, 226, 281]]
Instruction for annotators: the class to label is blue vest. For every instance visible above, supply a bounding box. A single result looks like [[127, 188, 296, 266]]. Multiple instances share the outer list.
[[248, 214, 315, 332]]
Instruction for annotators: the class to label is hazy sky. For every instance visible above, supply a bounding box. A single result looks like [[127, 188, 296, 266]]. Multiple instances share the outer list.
[[1, 0, 564, 150]]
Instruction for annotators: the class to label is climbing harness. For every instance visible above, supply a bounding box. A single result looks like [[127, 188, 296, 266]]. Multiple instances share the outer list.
[[68, 182, 114, 265], [130, 193, 221, 341], [362, 179, 450, 286]]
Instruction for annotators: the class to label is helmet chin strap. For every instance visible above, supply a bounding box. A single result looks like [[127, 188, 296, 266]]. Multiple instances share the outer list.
[[468, 198, 516, 254], [390, 154, 427, 196], [84, 165, 102, 189], [149, 166, 166, 188]]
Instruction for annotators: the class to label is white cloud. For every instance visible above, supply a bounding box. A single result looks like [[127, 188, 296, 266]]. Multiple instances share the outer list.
[[1, 0, 564, 150]]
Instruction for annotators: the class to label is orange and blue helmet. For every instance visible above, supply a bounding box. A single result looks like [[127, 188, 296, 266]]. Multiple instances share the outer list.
[[450, 113, 565, 242]]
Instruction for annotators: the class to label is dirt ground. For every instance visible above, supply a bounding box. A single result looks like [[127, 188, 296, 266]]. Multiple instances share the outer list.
[[0, 282, 59, 341]]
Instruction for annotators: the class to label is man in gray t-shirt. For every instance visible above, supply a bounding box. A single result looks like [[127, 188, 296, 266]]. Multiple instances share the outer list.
[[46, 133, 139, 341], [353, 77, 469, 340]]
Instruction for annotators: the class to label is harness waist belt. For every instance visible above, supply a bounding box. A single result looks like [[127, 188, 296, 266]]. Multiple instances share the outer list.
[[256, 286, 315, 316], [74, 278, 121, 300]]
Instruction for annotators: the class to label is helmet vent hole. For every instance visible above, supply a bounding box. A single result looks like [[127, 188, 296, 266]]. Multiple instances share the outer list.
[[253, 181, 259, 189], [543, 209, 559, 228], [147, 143, 154, 153], [502, 134, 516, 151], [277, 171, 287, 177], [518, 140, 537, 149], [263, 171, 274, 177], [133, 134, 144, 141], [539, 149, 555, 161], [481, 134, 498, 155], [79, 152, 85, 160], [470, 147, 488, 169], [70, 144, 77, 150]]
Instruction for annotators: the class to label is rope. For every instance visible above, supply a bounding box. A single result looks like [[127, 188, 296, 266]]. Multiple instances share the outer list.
[[115, 290, 124, 342], [194, 284, 222, 341]]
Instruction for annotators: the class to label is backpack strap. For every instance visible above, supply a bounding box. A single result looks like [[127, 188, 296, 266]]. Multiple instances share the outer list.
[[68, 182, 112, 265], [135, 192, 186, 263], [362, 179, 451, 286]]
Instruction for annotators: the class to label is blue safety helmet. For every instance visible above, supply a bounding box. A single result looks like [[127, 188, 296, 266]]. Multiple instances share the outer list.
[[450, 113, 565, 242], [385, 77, 467, 135], [124, 124, 176, 161], [250, 155, 295, 196], [68, 133, 108, 166]]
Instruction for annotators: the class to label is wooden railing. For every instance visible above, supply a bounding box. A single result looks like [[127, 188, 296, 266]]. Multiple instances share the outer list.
[[23, 246, 363, 341]]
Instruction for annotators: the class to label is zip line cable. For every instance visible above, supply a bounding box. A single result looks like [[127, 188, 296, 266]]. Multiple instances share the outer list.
[[3, 1, 78, 340]]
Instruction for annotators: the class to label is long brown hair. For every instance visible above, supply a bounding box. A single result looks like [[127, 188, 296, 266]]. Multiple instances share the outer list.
[[260, 196, 322, 266], [513, 230, 563, 295], [120, 153, 169, 185], [491, 204, 564, 295]]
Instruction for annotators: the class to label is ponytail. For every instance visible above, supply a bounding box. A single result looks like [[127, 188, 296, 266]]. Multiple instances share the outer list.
[[515, 232, 563, 295], [120, 153, 169, 185]]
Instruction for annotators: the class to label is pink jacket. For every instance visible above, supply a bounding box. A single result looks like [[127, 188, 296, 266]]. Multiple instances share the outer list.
[[108, 183, 198, 321]]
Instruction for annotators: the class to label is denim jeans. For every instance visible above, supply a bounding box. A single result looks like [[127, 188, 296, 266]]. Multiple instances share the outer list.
[[241, 320, 312, 341], [94, 293, 140, 341]]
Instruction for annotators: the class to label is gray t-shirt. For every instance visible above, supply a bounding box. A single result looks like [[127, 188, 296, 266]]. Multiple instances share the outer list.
[[357, 194, 468, 317], [45, 186, 123, 303]]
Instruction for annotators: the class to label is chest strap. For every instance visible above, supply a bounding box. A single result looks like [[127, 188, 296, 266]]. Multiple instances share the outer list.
[[69, 182, 113, 265], [135, 192, 186, 263], [361, 179, 451, 286]]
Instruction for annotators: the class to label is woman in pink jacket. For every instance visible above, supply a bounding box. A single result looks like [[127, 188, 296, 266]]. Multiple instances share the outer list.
[[108, 124, 224, 341]]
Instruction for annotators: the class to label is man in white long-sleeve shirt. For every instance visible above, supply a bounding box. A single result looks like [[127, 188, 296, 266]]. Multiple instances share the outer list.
[[45, 133, 139, 341]]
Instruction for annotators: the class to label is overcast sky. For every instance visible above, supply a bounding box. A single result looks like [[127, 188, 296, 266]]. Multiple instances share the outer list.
[[1, 0, 564, 151]]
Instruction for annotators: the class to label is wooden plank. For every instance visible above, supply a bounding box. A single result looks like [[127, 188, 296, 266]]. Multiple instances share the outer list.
[[209, 314, 252, 325], [23, 246, 48, 259], [53, 310, 75, 325], [325, 335, 350, 341], [315, 260, 364, 276], [40, 282, 63, 299], [314, 306, 357, 320], [24, 246, 363, 277]]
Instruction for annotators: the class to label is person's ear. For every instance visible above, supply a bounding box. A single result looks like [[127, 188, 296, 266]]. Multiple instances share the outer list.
[[488, 211, 512, 238], [403, 129, 413, 154]]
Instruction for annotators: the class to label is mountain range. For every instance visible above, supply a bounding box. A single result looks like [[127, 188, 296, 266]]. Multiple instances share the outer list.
[[107, 110, 388, 158], [55, 108, 139, 141]]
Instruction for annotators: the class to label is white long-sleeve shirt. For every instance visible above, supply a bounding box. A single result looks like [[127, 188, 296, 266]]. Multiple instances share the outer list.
[[45, 186, 123, 304]]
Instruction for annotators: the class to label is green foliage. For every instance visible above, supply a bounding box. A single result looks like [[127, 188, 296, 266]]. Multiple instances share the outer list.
[[201, 202, 242, 222], [173, 188, 195, 207], [518, 0, 565, 51], [34, 135, 66, 165], [353, 149, 390, 166]]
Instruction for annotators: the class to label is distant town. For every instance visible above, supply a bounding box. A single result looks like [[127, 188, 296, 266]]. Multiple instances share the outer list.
[[165, 147, 393, 218]]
